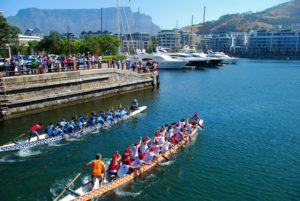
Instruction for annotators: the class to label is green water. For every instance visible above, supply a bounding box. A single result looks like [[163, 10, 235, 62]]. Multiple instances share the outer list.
[[0, 59, 299, 201]]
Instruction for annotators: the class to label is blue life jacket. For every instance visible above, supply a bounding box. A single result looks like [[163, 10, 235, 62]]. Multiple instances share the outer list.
[[47, 125, 54, 136], [54, 128, 64, 136]]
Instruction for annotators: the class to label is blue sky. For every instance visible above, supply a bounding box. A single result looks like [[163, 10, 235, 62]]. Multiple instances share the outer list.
[[1, 0, 290, 29]]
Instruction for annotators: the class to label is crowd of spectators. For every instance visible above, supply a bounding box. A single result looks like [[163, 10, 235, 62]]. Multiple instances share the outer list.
[[0, 54, 157, 77]]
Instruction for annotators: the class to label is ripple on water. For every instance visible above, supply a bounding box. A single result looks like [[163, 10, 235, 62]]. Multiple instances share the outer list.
[[16, 148, 42, 157], [115, 189, 142, 198]]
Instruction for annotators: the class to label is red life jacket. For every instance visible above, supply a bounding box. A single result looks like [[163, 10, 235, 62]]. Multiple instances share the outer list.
[[124, 157, 132, 165], [109, 158, 119, 170], [122, 153, 129, 162], [30, 124, 41, 131]]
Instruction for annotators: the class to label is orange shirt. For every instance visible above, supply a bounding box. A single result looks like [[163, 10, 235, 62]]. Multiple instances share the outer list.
[[91, 159, 104, 176]]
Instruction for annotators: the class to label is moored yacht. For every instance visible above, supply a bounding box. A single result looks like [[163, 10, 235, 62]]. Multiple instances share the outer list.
[[168, 52, 211, 68], [137, 50, 187, 69], [190, 52, 223, 67], [207, 50, 239, 64]]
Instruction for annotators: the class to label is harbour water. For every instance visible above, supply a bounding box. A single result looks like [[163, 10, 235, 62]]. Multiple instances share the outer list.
[[0, 59, 299, 201]]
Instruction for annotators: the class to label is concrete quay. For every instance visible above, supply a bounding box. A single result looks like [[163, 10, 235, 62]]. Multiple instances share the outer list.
[[0, 68, 158, 121]]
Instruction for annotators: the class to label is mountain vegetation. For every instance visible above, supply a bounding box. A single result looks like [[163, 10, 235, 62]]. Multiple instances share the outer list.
[[195, 0, 300, 33], [7, 7, 160, 36]]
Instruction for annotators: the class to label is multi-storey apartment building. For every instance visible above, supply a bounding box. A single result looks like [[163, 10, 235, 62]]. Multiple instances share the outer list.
[[121, 32, 151, 53], [207, 33, 233, 53], [247, 30, 300, 56], [157, 30, 180, 51]]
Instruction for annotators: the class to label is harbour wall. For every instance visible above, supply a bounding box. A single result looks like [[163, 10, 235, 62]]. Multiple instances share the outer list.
[[0, 69, 158, 120]]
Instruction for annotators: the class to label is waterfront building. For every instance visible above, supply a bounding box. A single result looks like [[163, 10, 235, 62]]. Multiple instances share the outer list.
[[18, 34, 42, 45], [231, 32, 248, 54], [207, 33, 233, 53], [121, 32, 151, 53], [80, 30, 112, 38], [157, 30, 180, 51], [178, 30, 197, 48], [247, 30, 300, 56], [24, 28, 43, 37]]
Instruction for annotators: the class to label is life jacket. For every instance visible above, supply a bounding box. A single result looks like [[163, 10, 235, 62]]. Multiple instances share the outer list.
[[122, 153, 130, 163], [109, 159, 119, 171], [30, 124, 41, 131], [91, 159, 104, 176]]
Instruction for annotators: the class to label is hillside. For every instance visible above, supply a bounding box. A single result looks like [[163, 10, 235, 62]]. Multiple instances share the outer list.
[[195, 0, 300, 33], [6, 8, 161, 36]]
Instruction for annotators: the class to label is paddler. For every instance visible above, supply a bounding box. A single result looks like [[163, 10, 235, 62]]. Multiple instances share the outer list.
[[46, 123, 54, 137], [117, 148, 134, 177], [139, 136, 151, 153], [143, 146, 159, 164], [108, 152, 121, 176], [192, 112, 203, 128], [130, 139, 141, 160], [192, 112, 201, 122], [84, 153, 106, 189], [28, 123, 43, 142]]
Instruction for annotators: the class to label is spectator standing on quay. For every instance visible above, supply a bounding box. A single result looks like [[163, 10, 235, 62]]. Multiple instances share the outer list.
[[18, 57, 25, 75], [47, 55, 52, 73], [42, 55, 48, 73], [98, 55, 102, 68], [91, 55, 95, 68]]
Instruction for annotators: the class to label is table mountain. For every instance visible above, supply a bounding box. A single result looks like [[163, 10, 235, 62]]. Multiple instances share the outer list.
[[7, 7, 161, 36]]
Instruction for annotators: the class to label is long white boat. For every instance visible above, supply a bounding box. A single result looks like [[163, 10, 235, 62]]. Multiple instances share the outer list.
[[136, 50, 187, 69], [207, 50, 239, 64], [0, 106, 147, 152], [57, 117, 204, 201]]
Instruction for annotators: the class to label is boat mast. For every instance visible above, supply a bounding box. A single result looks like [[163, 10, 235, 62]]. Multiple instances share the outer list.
[[116, 0, 122, 53], [189, 15, 193, 49], [100, 8, 103, 35], [202, 6, 206, 51], [117, 0, 120, 40]]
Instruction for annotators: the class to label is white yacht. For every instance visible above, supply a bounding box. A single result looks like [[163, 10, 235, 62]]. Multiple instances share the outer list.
[[207, 50, 239, 64], [168, 52, 211, 67], [137, 50, 187, 69], [190, 52, 223, 67]]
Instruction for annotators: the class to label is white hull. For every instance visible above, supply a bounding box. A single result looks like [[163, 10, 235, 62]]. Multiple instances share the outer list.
[[137, 53, 187, 69]]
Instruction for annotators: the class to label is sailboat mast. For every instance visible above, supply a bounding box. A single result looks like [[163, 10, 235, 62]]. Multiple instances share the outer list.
[[202, 6, 206, 51], [189, 15, 193, 48], [100, 8, 103, 35], [117, 0, 120, 40]]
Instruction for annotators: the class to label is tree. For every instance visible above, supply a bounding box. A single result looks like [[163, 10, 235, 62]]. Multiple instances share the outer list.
[[149, 36, 157, 52], [38, 31, 60, 53], [99, 35, 121, 55], [27, 40, 39, 54], [0, 15, 21, 48]]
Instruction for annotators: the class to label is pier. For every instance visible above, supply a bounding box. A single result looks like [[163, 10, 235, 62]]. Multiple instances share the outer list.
[[0, 67, 158, 121]]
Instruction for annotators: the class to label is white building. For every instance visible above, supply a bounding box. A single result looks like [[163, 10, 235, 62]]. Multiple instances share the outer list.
[[18, 34, 42, 45]]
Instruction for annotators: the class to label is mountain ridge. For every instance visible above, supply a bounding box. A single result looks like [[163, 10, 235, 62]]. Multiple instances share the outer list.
[[7, 7, 161, 36]]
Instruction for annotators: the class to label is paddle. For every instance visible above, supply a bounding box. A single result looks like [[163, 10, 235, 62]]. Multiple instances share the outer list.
[[197, 121, 203, 128], [53, 169, 83, 201], [12, 133, 26, 144], [161, 154, 169, 161]]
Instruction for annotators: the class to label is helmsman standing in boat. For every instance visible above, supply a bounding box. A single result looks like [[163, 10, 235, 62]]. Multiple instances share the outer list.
[[130, 99, 139, 111]]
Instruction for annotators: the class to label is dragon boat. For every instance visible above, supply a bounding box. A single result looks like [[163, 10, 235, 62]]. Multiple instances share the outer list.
[[56, 117, 204, 201], [0, 106, 147, 152]]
